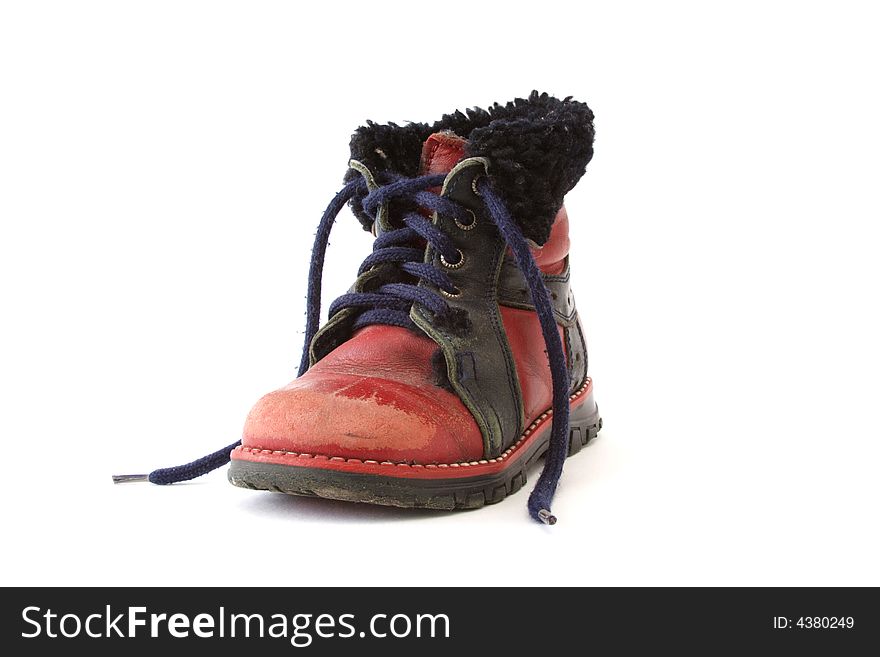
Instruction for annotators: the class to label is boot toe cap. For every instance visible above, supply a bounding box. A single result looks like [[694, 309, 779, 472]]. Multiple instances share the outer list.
[[241, 374, 484, 465]]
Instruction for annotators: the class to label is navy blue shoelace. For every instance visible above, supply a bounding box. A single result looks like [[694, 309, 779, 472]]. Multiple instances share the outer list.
[[114, 173, 571, 524]]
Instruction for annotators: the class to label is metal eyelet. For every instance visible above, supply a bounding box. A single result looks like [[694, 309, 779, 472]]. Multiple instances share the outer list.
[[471, 175, 484, 197], [454, 209, 477, 231], [440, 286, 462, 299], [440, 249, 465, 269]]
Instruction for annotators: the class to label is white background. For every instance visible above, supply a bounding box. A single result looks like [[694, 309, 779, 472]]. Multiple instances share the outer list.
[[1, 1, 878, 587]]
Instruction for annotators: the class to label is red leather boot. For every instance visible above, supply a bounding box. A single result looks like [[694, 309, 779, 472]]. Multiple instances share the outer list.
[[120, 92, 601, 524]]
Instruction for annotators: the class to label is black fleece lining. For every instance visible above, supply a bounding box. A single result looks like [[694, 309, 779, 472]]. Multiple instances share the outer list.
[[346, 91, 595, 245]]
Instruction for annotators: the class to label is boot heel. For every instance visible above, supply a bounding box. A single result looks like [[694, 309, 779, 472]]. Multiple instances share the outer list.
[[567, 395, 602, 456]]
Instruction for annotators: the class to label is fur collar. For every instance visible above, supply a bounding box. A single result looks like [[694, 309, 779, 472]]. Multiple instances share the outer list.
[[346, 91, 595, 245]]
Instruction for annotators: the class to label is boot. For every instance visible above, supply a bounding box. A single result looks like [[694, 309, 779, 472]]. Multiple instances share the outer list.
[[119, 92, 601, 524]]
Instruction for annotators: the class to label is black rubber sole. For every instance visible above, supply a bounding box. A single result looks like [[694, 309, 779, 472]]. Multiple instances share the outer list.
[[229, 407, 601, 511]]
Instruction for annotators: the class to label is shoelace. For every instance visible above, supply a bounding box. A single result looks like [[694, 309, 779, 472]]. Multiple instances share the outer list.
[[115, 172, 571, 524]]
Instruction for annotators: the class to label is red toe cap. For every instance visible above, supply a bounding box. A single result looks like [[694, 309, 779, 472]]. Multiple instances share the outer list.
[[241, 326, 484, 464]]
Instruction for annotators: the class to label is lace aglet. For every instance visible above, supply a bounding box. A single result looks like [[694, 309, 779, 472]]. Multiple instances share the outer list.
[[112, 473, 150, 484], [537, 509, 557, 525]]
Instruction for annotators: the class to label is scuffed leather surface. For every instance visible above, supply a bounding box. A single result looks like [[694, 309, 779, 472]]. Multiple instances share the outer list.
[[242, 325, 484, 463]]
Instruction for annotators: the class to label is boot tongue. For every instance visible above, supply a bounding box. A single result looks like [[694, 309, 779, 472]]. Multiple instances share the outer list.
[[419, 131, 467, 176]]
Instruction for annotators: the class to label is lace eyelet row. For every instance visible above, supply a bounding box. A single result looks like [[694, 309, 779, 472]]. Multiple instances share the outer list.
[[438, 174, 484, 299]]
